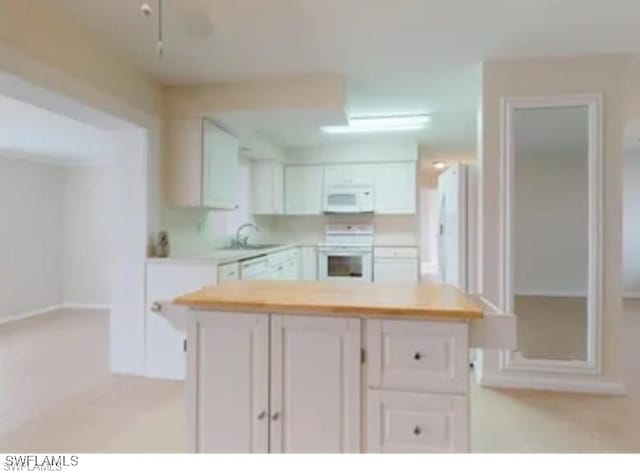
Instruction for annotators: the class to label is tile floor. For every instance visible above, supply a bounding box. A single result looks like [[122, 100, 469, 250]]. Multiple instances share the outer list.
[[0, 305, 638, 453]]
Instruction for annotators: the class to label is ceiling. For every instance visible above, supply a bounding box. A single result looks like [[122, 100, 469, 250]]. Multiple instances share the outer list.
[[0, 94, 115, 164], [43, 0, 640, 152]]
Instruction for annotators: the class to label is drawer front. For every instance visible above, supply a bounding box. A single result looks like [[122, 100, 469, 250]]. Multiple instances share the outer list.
[[367, 320, 468, 394], [374, 247, 418, 259], [367, 390, 468, 453], [217, 262, 239, 282]]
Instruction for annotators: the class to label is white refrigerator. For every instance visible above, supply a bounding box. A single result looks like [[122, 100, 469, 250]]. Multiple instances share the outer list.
[[437, 163, 475, 293]]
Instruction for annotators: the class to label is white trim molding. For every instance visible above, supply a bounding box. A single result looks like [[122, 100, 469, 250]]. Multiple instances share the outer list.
[[63, 303, 111, 311], [477, 372, 627, 396], [498, 94, 604, 378], [0, 305, 65, 325]]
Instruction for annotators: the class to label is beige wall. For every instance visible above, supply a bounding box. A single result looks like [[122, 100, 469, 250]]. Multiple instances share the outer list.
[[0, 0, 162, 118], [479, 54, 632, 391]]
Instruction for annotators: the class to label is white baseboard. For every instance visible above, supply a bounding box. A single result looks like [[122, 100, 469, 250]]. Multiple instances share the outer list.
[[63, 303, 110, 311], [477, 372, 628, 396], [0, 305, 65, 325]]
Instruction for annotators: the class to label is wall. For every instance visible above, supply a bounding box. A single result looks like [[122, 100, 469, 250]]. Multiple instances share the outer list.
[[478, 54, 631, 392], [0, 157, 64, 319], [624, 151, 640, 296], [63, 165, 115, 306]]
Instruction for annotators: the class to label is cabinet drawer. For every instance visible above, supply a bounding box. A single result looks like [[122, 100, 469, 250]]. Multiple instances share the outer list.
[[367, 390, 468, 453], [367, 320, 468, 394], [217, 262, 239, 282], [374, 247, 418, 259]]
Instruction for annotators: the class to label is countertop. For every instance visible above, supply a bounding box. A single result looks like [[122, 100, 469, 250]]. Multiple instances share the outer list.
[[174, 280, 483, 321], [147, 244, 298, 266]]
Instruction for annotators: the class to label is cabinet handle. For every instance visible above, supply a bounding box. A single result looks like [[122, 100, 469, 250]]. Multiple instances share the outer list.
[[151, 302, 162, 313], [257, 411, 266, 420], [413, 425, 422, 436], [413, 352, 422, 361], [271, 411, 280, 421]]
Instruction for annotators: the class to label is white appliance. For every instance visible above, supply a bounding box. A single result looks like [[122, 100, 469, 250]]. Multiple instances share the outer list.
[[323, 166, 375, 214], [239, 256, 270, 280], [437, 164, 469, 290], [318, 224, 374, 282]]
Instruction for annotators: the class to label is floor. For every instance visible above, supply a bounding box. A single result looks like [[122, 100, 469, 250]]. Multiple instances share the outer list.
[[0, 305, 638, 453], [515, 295, 587, 361]]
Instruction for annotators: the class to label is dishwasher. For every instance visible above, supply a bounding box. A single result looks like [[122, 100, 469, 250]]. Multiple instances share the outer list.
[[239, 256, 270, 280]]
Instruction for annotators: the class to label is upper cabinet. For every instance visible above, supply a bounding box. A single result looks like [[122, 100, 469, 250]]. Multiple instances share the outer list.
[[373, 162, 416, 214], [324, 164, 374, 188], [285, 165, 324, 215], [251, 160, 284, 215], [166, 118, 239, 209]]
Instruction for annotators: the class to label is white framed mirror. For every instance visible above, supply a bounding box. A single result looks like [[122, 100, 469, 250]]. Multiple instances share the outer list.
[[499, 95, 603, 374]]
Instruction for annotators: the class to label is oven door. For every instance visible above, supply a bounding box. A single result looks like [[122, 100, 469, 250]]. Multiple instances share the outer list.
[[318, 248, 373, 282]]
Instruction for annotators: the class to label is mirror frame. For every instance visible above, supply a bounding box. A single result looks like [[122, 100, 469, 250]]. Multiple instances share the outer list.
[[498, 94, 603, 374]]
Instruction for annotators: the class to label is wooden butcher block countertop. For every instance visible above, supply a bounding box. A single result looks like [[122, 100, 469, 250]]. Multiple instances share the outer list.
[[174, 280, 483, 321]]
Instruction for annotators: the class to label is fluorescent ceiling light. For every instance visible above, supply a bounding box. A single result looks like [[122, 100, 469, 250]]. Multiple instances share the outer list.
[[321, 114, 431, 134]]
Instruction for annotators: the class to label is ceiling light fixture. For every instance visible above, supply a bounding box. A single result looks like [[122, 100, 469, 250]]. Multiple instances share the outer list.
[[141, 1, 164, 57], [432, 161, 447, 170], [321, 114, 431, 134]]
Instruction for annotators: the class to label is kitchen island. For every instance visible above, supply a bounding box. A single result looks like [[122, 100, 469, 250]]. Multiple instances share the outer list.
[[173, 280, 483, 453]]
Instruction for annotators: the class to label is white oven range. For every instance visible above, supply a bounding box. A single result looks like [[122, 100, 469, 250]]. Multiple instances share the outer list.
[[317, 224, 373, 282]]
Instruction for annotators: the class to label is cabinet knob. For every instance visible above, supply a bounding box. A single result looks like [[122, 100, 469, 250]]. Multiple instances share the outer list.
[[413, 352, 422, 361], [271, 411, 280, 421], [151, 302, 162, 313], [257, 411, 266, 420], [413, 425, 422, 436]]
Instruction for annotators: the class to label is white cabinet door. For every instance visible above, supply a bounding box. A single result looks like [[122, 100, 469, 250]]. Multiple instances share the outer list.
[[301, 246, 318, 280], [166, 118, 205, 207], [251, 160, 284, 215], [374, 259, 419, 283], [145, 263, 218, 380], [269, 315, 361, 453], [285, 165, 324, 215], [193, 313, 269, 453], [324, 164, 374, 187], [202, 120, 239, 209], [374, 162, 417, 214], [367, 390, 468, 453]]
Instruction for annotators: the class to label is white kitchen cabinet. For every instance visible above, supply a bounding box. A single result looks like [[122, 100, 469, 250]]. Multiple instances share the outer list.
[[166, 117, 239, 209], [374, 162, 417, 214], [367, 390, 468, 453], [270, 315, 361, 453], [285, 165, 324, 215], [300, 246, 318, 280], [373, 246, 419, 283], [193, 313, 269, 453], [218, 262, 240, 283], [251, 159, 284, 215], [324, 164, 374, 188], [190, 313, 361, 453], [145, 262, 218, 380]]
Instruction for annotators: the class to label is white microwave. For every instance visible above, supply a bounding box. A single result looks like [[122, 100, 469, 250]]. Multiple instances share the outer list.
[[324, 184, 374, 214]]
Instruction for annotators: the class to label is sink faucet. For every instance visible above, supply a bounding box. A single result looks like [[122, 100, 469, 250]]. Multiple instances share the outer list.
[[231, 222, 259, 248]]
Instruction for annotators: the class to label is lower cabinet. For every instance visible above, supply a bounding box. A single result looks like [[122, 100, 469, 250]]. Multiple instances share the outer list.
[[367, 391, 468, 453], [191, 313, 361, 453], [189, 314, 469, 453]]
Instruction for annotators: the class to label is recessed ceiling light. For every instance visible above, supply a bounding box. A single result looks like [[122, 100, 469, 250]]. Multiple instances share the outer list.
[[321, 114, 431, 134], [432, 161, 447, 170]]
